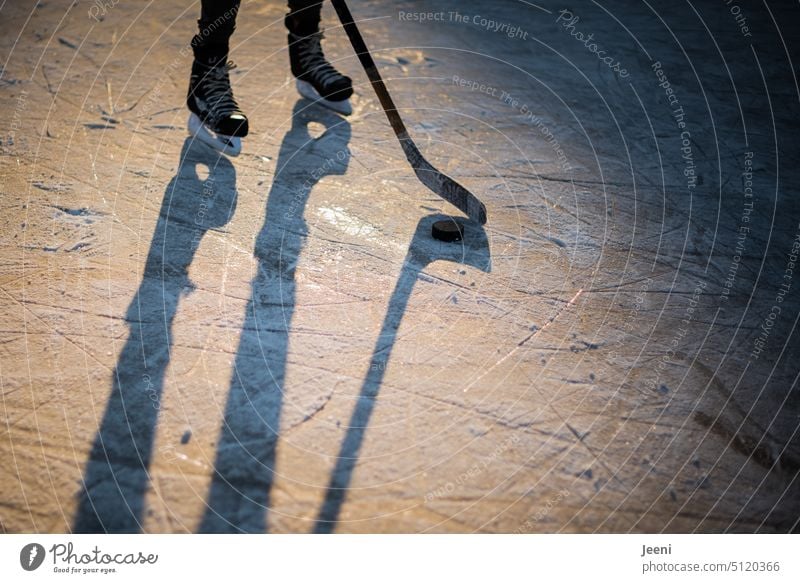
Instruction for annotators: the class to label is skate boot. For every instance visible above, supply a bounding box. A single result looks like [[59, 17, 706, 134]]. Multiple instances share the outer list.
[[289, 30, 353, 115], [187, 58, 249, 156]]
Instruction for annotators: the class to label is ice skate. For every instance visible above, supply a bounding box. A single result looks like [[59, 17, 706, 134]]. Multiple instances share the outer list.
[[289, 30, 353, 115], [187, 59, 249, 156]]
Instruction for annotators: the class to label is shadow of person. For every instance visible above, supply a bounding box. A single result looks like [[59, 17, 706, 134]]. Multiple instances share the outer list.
[[73, 138, 238, 532], [199, 99, 351, 532], [313, 215, 492, 533]]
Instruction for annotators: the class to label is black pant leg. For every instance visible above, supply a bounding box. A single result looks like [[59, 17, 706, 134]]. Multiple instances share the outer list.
[[192, 0, 242, 62], [191, 0, 323, 59], [286, 0, 323, 35]]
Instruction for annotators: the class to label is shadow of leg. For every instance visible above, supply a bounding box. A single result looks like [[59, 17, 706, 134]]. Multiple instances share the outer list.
[[314, 215, 491, 533], [199, 100, 350, 532], [73, 140, 238, 532]]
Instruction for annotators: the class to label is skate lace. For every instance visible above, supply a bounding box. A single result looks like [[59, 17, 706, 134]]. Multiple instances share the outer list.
[[203, 61, 241, 118], [297, 32, 342, 88]]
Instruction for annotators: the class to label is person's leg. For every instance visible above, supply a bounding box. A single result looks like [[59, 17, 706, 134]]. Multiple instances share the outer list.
[[285, 0, 322, 36], [186, 0, 248, 150], [285, 0, 353, 109], [192, 0, 241, 64]]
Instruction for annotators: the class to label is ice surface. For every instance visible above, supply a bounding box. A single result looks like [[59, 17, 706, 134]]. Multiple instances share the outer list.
[[0, 0, 798, 533]]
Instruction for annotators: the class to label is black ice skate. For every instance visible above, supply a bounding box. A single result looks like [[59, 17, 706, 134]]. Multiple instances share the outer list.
[[187, 59, 249, 156], [289, 30, 354, 115]]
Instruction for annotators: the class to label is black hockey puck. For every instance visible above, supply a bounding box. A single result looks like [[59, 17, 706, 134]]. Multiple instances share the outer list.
[[431, 219, 464, 242]]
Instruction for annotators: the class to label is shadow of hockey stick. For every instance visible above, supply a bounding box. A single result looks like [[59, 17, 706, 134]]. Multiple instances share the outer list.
[[313, 214, 491, 533]]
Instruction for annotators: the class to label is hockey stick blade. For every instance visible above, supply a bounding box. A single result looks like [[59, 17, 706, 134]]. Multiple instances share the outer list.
[[331, 0, 488, 225]]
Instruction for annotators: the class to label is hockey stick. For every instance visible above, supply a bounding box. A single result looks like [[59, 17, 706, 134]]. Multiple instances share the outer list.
[[330, 0, 488, 225]]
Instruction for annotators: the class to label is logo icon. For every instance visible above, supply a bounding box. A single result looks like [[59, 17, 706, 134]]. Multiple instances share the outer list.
[[20, 543, 46, 571]]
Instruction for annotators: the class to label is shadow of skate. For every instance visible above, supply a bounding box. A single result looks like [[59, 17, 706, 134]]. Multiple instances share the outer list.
[[198, 99, 351, 532], [73, 138, 238, 532], [313, 215, 491, 533]]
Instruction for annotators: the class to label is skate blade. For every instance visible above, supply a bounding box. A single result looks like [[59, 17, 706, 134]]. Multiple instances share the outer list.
[[296, 80, 352, 116], [187, 113, 242, 157]]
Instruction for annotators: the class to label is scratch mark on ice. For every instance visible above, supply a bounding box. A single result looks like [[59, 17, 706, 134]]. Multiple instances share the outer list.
[[462, 288, 583, 393]]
